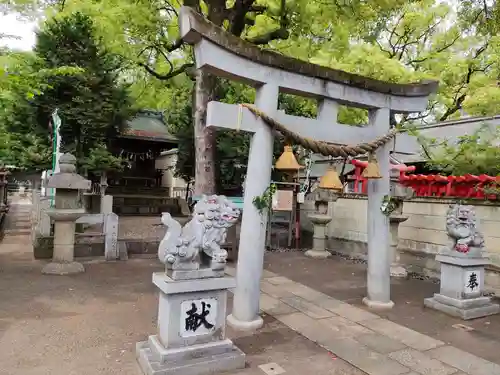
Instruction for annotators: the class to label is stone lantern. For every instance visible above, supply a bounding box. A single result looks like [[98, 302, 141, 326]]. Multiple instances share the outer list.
[[305, 164, 342, 259], [388, 181, 410, 277], [42, 153, 91, 275]]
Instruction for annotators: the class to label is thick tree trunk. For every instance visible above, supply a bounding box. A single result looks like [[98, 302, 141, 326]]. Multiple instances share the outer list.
[[193, 70, 218, 195], [192, 1, 226, 196]]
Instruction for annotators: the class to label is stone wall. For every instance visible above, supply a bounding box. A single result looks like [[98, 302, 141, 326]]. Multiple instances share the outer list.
[[300, 195, 500, 292]]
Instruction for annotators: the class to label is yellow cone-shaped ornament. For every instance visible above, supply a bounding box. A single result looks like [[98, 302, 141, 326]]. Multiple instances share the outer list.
[[362, 153, 382, 179], [319, 165, 343, 191], [275, 145, 303, 171]]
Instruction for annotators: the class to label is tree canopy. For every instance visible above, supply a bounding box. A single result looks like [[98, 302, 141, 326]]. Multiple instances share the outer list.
[[32, 11, 135, 173], [3, 0, 500, 180]]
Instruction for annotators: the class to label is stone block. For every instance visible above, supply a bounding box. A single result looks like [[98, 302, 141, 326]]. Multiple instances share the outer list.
[[315, 299, 379, 322], [137, 273, 245, 375], [398, 227, 448, 246], [261, 269, 277, 279], [318, 316, 373, 338], [42, 261, 85, 275], [427, 346, 500, 375], [424, 295, 500, 320], [104, 213, 119, 261], [358, 318, 444, 351], [266, 276, 294, 285], [259, 280, 294, 299], [280, 295, 333, 319], [259, 294, 297, 316], [276, 312, 337, 344], [152, 273, 234, 349], [167, 268, 225, 281], [355, 333, 407, 354], [283, 283, 330, 303], [425, 254, 500, 320], [224, 267, 236, 277], [400, 214, 446, 232], [136, 340, 245, 375], [388, 348, 457, 375], [101, 195, 113, 214], [319, 336, 410, 375], [33, 236, 55, 259]]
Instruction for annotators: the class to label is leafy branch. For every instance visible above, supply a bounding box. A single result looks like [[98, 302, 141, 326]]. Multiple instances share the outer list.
[[253, 183, 277, 215]]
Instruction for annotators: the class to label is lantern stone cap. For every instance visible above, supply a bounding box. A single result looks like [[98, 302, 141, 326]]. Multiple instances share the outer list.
[[47, 153, 91, 190], [179, 6, 438, 97], [308, 212, 333, 225], [389, 213, 408, 223], [45, 208, 86, 221]]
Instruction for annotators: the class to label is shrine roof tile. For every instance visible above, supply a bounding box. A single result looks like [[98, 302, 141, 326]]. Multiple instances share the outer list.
[[120, 111, 178, 143]]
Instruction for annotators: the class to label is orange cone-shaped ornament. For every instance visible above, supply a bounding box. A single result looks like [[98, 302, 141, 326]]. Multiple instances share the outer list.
[[362, 153, 382, 179], [319, 165, 343, 191], [275, 145, 303, 171]]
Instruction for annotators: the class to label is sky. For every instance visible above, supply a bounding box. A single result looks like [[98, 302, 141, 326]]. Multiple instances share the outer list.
[[0, 13, 37, 51]]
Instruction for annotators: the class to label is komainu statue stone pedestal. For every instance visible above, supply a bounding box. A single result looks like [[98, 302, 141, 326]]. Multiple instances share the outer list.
[[424, 255, 500, 320], [137, 195, 245, 375], [136, 274, 245, 375], [424, 204, 500, 320]]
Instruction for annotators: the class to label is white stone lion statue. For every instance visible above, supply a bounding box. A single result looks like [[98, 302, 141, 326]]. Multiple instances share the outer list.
[[158, 195, 240, 273], [445, 204, 484, 256]]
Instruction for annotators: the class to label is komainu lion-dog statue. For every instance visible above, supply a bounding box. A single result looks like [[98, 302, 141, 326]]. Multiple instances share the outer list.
[[158, 195, 240, 278]]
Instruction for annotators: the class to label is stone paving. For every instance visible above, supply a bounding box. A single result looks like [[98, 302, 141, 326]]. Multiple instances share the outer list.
[[264, 251, 500, 365], [225, 263, 500, 375]]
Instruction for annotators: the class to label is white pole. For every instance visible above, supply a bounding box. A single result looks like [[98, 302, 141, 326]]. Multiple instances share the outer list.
[[227, 84, 279, 331]]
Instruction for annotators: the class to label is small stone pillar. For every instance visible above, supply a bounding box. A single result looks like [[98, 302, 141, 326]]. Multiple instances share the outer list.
[[137, 195, 245, 375], [424, 204, 500, 320], [389, 202, 408, 278], [42, 154, 91, 275], [305, 188, 338, 259], [0, 168, 9, 214]]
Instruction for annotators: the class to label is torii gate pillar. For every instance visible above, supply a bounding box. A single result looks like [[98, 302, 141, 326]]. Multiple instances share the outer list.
[[179, 6, 438, 331]]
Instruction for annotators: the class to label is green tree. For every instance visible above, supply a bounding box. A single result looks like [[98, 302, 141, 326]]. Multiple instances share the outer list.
[[422, 124, 500, 176], [0, 49, 78, 170], [8, 0, 500, 182], [32, 11, 134, 173]]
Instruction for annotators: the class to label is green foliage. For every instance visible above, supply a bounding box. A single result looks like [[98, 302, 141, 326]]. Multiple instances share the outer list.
[[253, 183, 277, 215], [80, 143, 124, 174], [6, 0, 500, 184], [32, 11, 135, 172], [423, 124, 500, 176], [0, 50, 78, 170]]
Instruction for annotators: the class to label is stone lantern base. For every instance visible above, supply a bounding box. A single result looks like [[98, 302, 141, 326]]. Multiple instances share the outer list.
[[305, 213, 332, 259], [42, 209, 86, 276]]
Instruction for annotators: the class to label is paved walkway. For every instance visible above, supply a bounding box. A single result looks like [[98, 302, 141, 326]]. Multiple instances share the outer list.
[[225, 264, 500, 375], [263, 251, 500, 365]]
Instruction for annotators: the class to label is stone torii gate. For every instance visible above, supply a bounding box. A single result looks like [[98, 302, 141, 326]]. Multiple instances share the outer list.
[[179, 6, 438, 331]]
